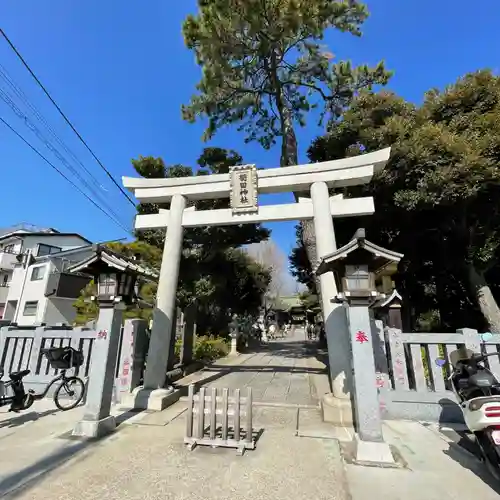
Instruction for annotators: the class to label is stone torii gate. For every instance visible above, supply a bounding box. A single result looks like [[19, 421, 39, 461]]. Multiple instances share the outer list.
[[122, 148, 391, 410]]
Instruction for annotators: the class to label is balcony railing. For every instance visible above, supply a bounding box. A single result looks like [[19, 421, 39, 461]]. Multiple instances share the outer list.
[[45, 272, 91, 299], [0, 250, 19, 270]]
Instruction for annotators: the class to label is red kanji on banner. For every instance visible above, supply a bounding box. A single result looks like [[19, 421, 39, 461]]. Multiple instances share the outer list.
[[355, 331, 369, 343]]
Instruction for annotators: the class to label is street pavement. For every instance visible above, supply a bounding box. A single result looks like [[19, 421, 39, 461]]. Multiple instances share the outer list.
[[198, 327, 329, 407], [1, 327, 500, 499], [345, 420, 500, 500]]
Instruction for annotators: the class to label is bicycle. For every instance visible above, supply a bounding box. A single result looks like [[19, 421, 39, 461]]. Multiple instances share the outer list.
[[0, 346, 86, 413]]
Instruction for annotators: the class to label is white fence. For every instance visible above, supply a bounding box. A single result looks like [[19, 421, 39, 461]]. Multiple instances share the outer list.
[[0, 325, 96, 394], [377, 325, 500, 422], [0, 320, 148, 399]]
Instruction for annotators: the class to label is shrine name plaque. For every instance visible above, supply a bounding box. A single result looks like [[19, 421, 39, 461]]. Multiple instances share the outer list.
[[229, 164, 258, 214]]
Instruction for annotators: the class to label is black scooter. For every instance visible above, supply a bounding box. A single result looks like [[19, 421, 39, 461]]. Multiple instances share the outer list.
[[0, 367, 34, 412], [437, 332, 500, 479]]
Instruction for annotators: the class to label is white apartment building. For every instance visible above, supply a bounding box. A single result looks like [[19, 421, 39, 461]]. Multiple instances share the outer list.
[[0, 224, 94, 326]]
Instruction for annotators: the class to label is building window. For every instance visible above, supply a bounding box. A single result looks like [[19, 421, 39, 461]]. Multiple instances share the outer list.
[[23, 301, 38, 316], [3, 244, 16, 254], [31, 266, 46, 281], [1, 274, 9, 287], [37, 244, 62, 257]]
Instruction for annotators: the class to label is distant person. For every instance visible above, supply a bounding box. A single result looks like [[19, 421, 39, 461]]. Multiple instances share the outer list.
[[306, 322, 314, 340], [268, 322, 277, 340], [317, 321, 326, 346], [252, 321, 261, 342], [284, 322, 291, 337]]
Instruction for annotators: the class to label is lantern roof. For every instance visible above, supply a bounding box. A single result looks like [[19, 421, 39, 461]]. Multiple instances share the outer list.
[[66, 244, 158, 281], [372, 289, 402, 309], [315, 228, 404, 277]]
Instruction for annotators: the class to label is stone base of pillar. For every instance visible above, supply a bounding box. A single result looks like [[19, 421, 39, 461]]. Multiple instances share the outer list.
[[331, 373, 351, 401], [123, 386, 180, 411], [321, 393, 354, 426], [355, 437, 395, 465], [72, 415, 116, 439], [229, 336, 238, 356]]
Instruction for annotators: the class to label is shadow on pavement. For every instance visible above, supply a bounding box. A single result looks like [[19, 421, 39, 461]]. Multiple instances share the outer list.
[[203, 365, 327, 375], [0, 408, 60, 429], [0, 437, 96, 498], [443, 440, 500, 495], [242, 338, 324, 360], [437, 397, 500, 495], [172, 337, 328, 401], [0, 408, 145, 499]]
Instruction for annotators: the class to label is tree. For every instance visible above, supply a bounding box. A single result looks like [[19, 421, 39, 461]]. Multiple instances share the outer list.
[[75, 148, 272, 330], [194, 247, 271, 333], [306, 70, 500, 332], [130, 147, 272, 333], [182, 0, 391, 291], [132, 148, 270, 252], [245, 239, 297, 297], [73, 240, 271, 330], [289, 222, 316, 292]]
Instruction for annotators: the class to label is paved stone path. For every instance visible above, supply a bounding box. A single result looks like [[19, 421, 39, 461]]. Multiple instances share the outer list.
[[199, 327, 329, 408], [3, 328, 499, 500], [0, 327, 349, 500]]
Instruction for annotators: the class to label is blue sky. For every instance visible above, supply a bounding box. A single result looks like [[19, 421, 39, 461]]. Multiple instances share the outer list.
[[1, 0, 499, 258]]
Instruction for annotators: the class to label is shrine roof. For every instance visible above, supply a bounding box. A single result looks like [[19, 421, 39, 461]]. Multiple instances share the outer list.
[[66, 245, 158, 281]]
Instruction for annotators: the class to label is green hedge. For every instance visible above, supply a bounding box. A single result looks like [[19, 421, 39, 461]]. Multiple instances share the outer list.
[[175, 336, 229, 363]]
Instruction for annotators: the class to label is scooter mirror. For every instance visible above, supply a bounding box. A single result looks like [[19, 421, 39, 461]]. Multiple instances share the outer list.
[[481, 332, 493, 342], [435, 358, 447, 367]]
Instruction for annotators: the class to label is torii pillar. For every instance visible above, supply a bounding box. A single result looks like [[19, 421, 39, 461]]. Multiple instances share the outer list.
[[129, 193, 186, 410], [310, 184, 353, 412]]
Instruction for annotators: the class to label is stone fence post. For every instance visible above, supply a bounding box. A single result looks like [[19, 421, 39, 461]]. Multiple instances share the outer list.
[[458, 327, 481, 353], [180, 303, 197, 366], [115, 319, 149, 403], [229, 315, 239, 356], [73, 303, 124, 438]]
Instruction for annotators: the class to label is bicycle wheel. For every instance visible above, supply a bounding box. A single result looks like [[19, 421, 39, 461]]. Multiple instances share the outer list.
[[53, 376, 85, 411], [21, 392, 35, 410]]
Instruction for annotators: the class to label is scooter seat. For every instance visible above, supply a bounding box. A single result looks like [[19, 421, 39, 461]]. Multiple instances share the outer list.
[[469, 371, 498, 388], [9, 369, 30, 381]]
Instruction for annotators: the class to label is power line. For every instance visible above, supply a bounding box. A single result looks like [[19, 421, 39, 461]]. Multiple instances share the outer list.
[[0, 28, 136, 207], [0, 83, 130, 228], [0, 115, 133, 235], [0, 62, 105, 192]]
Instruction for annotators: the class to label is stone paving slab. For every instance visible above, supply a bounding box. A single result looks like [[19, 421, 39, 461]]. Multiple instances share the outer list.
[[3, 407, 349, 500], [0, 331, 333, 499], [3, 330, 500, 500], [199, 329, 328, 408], [345, 420, 500, 500]]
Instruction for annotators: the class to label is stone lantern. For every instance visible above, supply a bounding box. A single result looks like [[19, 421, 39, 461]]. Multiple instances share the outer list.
[[372, 289, 403, 330], [315, 228, 403, 465], [67, 245, 158, 438]]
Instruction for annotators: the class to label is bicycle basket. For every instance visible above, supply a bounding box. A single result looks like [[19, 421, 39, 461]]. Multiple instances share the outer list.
[[43, 347, 84, 369]]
